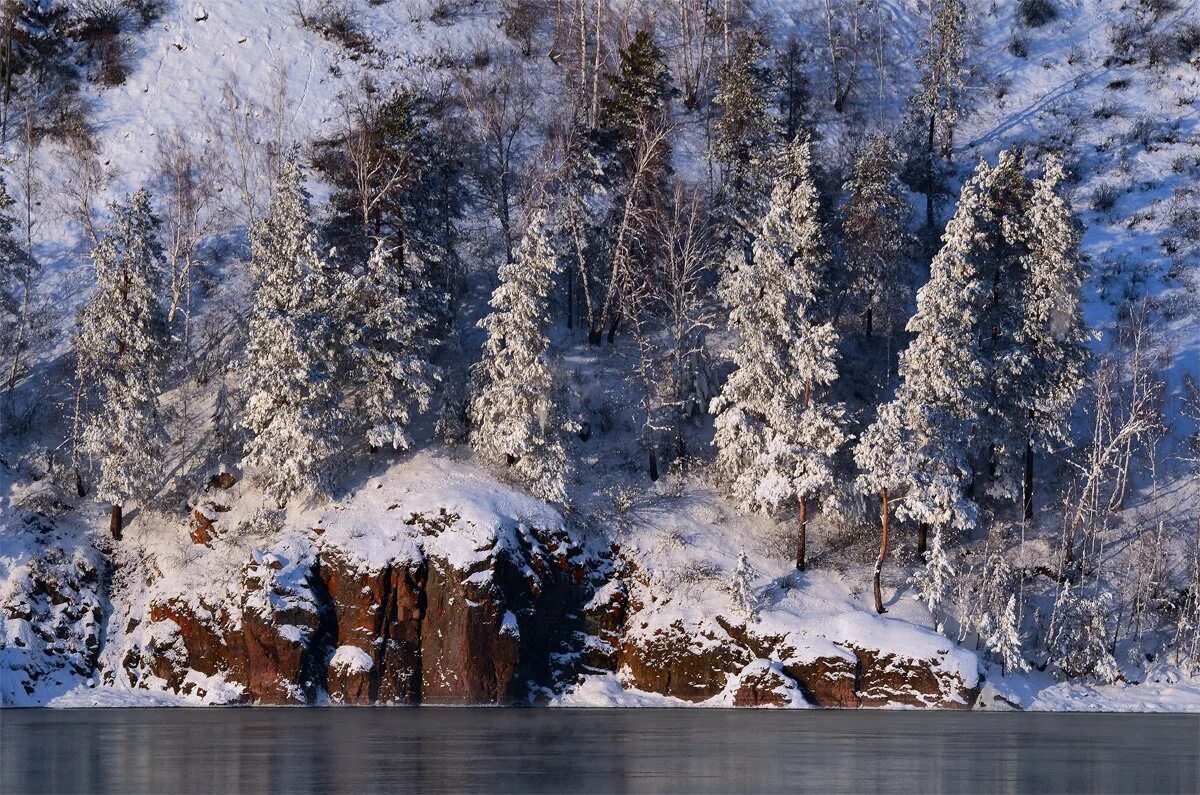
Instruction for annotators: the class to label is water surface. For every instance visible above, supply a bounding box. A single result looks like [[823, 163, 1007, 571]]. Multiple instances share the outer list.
[[2, 708, 1197, 794]]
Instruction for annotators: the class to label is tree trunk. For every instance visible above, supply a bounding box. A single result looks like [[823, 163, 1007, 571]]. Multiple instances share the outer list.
[[567, 265, 575, 329], [873, 488, 890, 614], [1023, 437, 1034, 521], [796, 495, 808, 571], [109, 504, 123, 541], [917, 522, 928, 558], [648, 445, 658, 482], [864, 305, 873, 338], [925, 113, 936, 228]]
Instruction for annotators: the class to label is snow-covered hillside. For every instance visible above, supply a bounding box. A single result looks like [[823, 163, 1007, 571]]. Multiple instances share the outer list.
[[1, 0, 1198, 709]]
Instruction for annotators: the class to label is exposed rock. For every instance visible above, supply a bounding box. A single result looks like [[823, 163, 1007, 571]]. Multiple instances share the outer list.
[[733, 660, 805, 707], [326, 645, 373, 704], [851, 646, 979, 709], [189, 509, 216, 547], [620, 621, 752, 702], [420, 554, 520, 704], [318, 550, 424, 705]]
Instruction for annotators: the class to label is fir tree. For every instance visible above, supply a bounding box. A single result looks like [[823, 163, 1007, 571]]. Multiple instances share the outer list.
[[1045, 584, 1120, 682], [595, 29, 675, 161], [470, 211, 572, 505], [842, 134, 913, 338], [712, 138, 845, 571], [348, 240, 441, 452], [1017, 154, 1091, 518], [76, 189, 169, 539], [240, 156, 340, 506]]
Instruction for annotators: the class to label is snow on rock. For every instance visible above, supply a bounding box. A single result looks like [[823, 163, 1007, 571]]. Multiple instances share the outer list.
[[0, 507, 106, 706]]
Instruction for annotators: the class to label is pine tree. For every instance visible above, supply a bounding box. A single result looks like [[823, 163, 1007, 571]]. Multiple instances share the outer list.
[[882, 159, 995, 533], [730, 550, 759, 622], [470, 211, 572, 505], [712, 138, 845, 571], [712, 32, 775, 268], [348, 240, 441, 452], [1017, 155, 1090, 518], [854, 401, 914, 614], [977, 147, 1035, 505], [76, 189, 169, 540], [913, 0, 969, 226], [1045, 584, 1120, 682], [986, 594, 1028, 675], [856, 161, 997, 607], [0, 173, 36, 394], [842, 134, 913, 338], [910, 527, 955, 631], [240, 156, 340, 506]]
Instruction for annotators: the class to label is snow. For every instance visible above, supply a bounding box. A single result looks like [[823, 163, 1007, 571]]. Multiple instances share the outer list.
[[330, 645, 374, 675]]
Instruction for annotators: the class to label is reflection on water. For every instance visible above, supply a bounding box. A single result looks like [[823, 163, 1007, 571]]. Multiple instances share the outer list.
[[2, 708, 1197, 794]]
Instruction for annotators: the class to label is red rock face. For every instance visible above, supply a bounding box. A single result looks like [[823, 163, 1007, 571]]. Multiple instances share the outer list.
[[620, 621, 753, 702], [133, 517, 590, 705], [420, 556, 520, 705], [850, 646, 978, 709], [733, 663, 799, 707], [319, 552, 424, 705]]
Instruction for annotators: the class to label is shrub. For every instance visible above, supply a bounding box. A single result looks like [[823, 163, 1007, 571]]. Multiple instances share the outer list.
[[1090, 183, 1120, 212], [1018, 0, 1057, 27]]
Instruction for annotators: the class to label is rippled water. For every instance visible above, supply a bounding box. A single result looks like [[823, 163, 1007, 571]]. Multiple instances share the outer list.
[[2, 708, 1197, 794]]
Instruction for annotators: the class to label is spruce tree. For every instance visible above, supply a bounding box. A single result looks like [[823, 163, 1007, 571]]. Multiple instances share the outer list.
[[470, 211, 572, 505], [842, 134, 913, 338], [712, 138, 845, 571], [1018, 155, 1090, 518], [76, 189, 169, 539], [348, 240, 441, 452], [241, 156, 340, 505]]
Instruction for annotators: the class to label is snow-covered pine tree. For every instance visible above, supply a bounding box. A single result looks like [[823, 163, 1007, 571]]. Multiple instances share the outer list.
[[1017, 155, 1091, 519], [977, 147, 1035, 506], [910, 527, 956, 631], [914, 0, 969, 226], [0, 173, 36, 395], [1044, 584, 1120, 682], [712, 31, 775, 269], [211, 371, 236, 464], [886, 159, 995, 536], [842, 133, 913, 338], [348, 240, 441, 452], [240, 156, 341, 506], [470, 210, 572, 505], [986, 594, 1028, 675], [712, 137, 845, 571], [76, 189, 169, 540], [730, 550, 759, 622]]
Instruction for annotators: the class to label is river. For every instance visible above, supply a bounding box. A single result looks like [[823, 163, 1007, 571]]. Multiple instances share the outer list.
[[2, 708, 1197, 794]]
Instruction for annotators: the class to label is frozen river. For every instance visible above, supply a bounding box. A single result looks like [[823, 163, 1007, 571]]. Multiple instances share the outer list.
[[2, 708, 1197, 794]]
